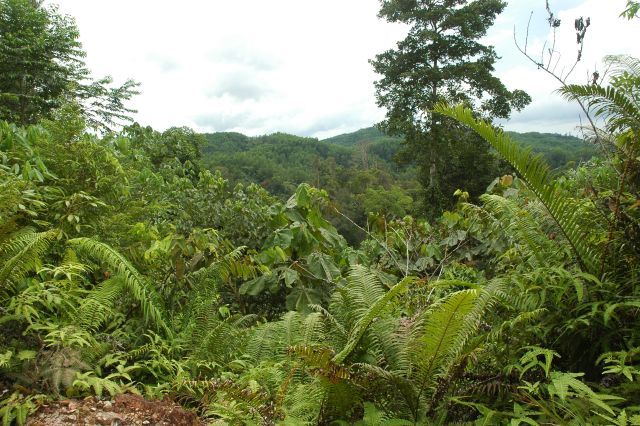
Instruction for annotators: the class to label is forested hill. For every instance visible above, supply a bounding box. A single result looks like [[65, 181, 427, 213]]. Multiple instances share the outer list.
[[201, 127, 598, 242], [323, 126, 598, 168], [506, 131, 599, 167], [202, 130, 419, 242], [322, 126, 397, 146], [202, 127, 598, 193]]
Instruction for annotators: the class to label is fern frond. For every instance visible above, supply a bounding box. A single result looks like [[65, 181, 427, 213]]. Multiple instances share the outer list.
[[68, 237, 169, 335], [189, 316, 251, 363], [309, 303, 347, 338], [369, 317, 412, 374], [301, 313, 326, 347], [0, 228, 58, 290], [333, 268, 415, 364], [288, 345, 351, 383], [246, 311, 317, 363], [412, 289, 479, 390], [488, 308, 548, 341], [77, 276, 126, 332], [558, 84, 640, 134], [479, 194, 559, 267], [451, 280, 505, 357], [281, 377, 327, 424], [604, 54, 640, 78], [247, 322, 280, 362], [177, 378, 273, 419], [434, 104, 601, 276]]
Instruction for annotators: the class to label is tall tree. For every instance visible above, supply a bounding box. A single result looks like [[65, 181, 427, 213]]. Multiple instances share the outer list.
[[371, 0, 530, 216], [0, 0, 138, 131]]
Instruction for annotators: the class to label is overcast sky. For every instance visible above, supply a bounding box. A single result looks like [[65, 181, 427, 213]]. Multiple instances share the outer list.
[[53, 0, 639, 138]]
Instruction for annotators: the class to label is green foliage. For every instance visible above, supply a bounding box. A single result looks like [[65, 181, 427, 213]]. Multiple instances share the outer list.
[[0, 0, 138, 130], [69, 237, 170, 335], [371, 0, 531, 215], [459, 347, 632, 425], [333, 272, 414, 364], [622, 1, 640, 19], [0, 0, 84, 125], [202, 130, 420, 243], [201, 126, 594, 243], [0, 392, 44, 426], [435, 103, 603, 276], [0, 228, 58, 291], [1, 3, 639, 425]]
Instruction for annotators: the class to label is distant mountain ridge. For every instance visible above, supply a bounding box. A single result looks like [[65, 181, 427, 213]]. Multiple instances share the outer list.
[[321, 127, 598, 168], [322, 127, 393, 146], [201, 127, 598, 183], [201, 128, 419, 243]]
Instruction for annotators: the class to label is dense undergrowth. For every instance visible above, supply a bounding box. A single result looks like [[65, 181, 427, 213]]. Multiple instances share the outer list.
[[1, 55, 639, 426], [1, 0, 640, 423]]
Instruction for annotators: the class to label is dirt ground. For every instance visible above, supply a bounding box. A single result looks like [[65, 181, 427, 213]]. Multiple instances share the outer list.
[[26, 394, 204, 426]]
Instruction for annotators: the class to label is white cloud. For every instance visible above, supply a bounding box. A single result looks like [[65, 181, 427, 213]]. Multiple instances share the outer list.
[[52, 0, 407, 137], [51, 0, 639, 137]]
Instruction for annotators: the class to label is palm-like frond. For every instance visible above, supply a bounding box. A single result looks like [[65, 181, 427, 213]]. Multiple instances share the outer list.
[[559, 55, 640, 135], [434, 104, 601, 276], [68, 237, 170, 335], [558, 84, 640, 134]]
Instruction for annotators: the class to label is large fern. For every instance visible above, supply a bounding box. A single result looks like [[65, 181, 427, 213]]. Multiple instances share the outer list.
[[68, 237, 170, 335], [0, 228, 58, 292], [434, 104, 602, 276], [411, 289, 479, 393], [77, 276, 126, 332], [473, 194, 563, 268], [334, 267, 415, 364]]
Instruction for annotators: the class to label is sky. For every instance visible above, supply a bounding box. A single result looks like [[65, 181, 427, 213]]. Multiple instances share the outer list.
[[52, 0, 640, 138]]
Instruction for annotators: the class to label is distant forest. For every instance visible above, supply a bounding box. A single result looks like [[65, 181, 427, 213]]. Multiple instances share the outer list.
[[202, 127, 598, 241]]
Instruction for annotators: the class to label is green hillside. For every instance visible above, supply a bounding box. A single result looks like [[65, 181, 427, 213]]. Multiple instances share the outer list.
[[202, 131, 420, 242], [322, 126, 394, 146], [201, 127, 598, 241], [506, 131, 598, 167], [324, 127, 598, 169]]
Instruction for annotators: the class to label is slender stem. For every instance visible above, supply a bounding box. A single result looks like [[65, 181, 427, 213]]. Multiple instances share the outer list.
[[600, 138, 637, 276], [513, 25, 620, 175], [332, 206, 407, 276]]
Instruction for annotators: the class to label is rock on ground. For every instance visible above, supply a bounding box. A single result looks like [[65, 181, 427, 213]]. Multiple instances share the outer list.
[[27, 394, 204, 426]]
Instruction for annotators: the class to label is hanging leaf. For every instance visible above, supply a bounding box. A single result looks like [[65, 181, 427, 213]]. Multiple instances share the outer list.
[[307, 252, 341, 282], [286, 285, 323, 312], [281, 267, 299, 287]]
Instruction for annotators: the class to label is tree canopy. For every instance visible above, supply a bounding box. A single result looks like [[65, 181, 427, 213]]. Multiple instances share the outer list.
[[371, 0, 531, 216], [0, 0, 138, 131]]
